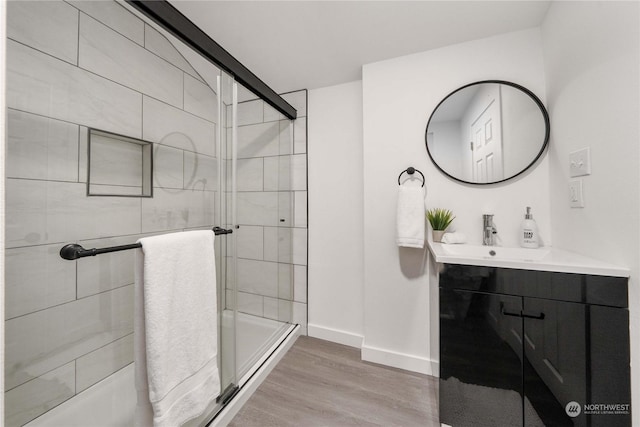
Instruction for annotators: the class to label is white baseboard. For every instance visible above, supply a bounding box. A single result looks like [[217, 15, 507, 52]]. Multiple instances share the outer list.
[[361, 343, 435, 376], [431, 360, 440, 377], [307, 324, 364, 348], [306, 325, 439, 377]]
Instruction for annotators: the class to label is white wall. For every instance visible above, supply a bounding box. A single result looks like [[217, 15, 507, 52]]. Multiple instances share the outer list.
[[0, 0, 6, 420], [541, 0, 640, 421], [361, 28, 549, 373], [306, 3, 639, 419], [307, 81, 365, 347]]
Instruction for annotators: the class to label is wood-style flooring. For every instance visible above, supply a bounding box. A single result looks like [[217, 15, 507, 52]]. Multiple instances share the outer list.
[[228, 336, 440, 426]]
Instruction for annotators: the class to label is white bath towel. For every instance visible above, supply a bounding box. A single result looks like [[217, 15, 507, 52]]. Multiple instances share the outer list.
[[134, 230, 220, 427], [396, 184, 426, 248], [441, 232, 468, 244]]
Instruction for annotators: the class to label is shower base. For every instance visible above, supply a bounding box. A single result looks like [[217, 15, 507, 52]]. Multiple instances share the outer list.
[[24, 312, 297, 427]]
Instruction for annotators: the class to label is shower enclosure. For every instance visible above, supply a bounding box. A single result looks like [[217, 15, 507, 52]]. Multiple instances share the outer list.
[[4, 1, 305, 425]]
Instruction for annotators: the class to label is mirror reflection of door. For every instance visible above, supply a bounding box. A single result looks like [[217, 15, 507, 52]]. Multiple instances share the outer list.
[[425, 81, 548, 185], [467, 85, 503, 183]]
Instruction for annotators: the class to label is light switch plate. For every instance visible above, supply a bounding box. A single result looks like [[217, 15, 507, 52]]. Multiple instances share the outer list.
[[569, 180, 584, 208], [569, 147, 591, 177]]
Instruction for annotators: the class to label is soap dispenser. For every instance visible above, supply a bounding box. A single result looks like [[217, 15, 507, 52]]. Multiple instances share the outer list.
[[520, 207, 539, 248]]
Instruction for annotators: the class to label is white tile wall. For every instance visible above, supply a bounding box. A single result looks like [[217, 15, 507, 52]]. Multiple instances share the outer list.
[[236, 100, 264, 127], [264, 103, 284, 123], [79, 14, 183, 108], [237, 259, 278, 298], [291, 154, 307, 191], [76, 334, 133, 392], [153, 144, 184, 189], [76, 235, 142, 298], [236, 192, 279, 226], [5, 179, 142, 248], [294, 117, 307, 154], [184, 74, 218, 122], [237, 292, 263, 317], [282, 90, 307, 117], [278, 264, 292, 300], [67, 1, 145, 46], [7, 39, 142, 138], [6, 110, 79, 182], [5, 285, 134, 391], [277, 155, 291, 191], [4, 2, 236, 423], [7, 0, 79, 65], [183, 152, 218, 191], [263, 227, 278, 262], [144, 24, 200, 81], [278, 299, 292, 323], [6, 6, 308, 425], [143, 96, 216, 157], [294, 192, 308, 228], [263, 157, 279, 191], [277, 228, 292, 263], [235, 122, 280, 159], [236, 226, 264, 260], [175, 41, 221, 92], [279, 192, 293, 226], [141, 187, 215, 233], [294, 265, 307, 303], [263, 297, 279, 320], [292, 301, 308, 335], [236, 158, 264, 192], [226, 90, 307, 335], [293, 228, 308, 266], [5, 244, 76, 320], [5, 362, 76, 427], [279, 120, 293, 155], [78, 127, 89, 183]]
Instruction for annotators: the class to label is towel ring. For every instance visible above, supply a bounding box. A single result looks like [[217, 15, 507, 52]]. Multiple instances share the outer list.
[[398, 167, 425, 187]]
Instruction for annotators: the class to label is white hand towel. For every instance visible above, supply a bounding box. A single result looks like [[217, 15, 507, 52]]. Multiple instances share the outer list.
[[134, 230, 220, 427], [441, 232, 468, 244], [396, 185, 426, 248]]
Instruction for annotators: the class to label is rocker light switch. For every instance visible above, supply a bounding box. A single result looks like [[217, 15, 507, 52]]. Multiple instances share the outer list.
[[569, 180, 584, 208], [569, 147, 591, 177]]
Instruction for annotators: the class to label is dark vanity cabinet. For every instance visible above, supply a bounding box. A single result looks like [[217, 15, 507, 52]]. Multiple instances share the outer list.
[[439, 264, 630, 427]]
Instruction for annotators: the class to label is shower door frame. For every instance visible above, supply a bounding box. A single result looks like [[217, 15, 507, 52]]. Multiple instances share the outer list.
[[125, 0, 296, 121]]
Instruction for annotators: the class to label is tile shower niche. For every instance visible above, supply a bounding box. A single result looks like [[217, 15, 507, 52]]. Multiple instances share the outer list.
[[87, 128, 152, 197]]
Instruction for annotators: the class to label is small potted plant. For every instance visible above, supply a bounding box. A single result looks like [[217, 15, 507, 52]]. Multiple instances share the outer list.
[[427, 208, 455, 242]]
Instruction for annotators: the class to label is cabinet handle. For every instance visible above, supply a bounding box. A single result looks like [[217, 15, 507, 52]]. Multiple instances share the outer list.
[[522, 312, 545, 320], [501, 306, 522, 318], [500, 303, 545, 320]]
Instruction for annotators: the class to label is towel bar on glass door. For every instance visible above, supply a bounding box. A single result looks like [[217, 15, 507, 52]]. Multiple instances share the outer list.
[[59, 226, 233, 260]]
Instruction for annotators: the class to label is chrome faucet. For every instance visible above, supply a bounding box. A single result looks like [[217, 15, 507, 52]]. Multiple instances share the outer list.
[[483, 214, 497, 246]]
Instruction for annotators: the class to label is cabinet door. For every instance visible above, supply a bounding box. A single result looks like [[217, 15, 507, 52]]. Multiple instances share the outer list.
[[440, 288, 523, 427], [523, 299, 631, 427], [523, 298, 581, 426]]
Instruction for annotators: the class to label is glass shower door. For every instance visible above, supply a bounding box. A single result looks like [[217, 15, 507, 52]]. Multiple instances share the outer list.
[[233, 83, 295, 383], [4, 1, 237, 425], [215, 69, 239, 406]]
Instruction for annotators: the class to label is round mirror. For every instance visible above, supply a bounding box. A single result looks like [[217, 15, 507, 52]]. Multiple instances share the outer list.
[[425, 80, 549, 184]]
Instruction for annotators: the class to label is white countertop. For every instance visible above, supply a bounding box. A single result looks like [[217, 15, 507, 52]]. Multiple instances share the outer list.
[[427, 241, 630, 277]]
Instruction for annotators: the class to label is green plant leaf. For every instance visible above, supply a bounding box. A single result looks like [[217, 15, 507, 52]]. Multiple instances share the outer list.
[[426, 208, 455, 231]]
